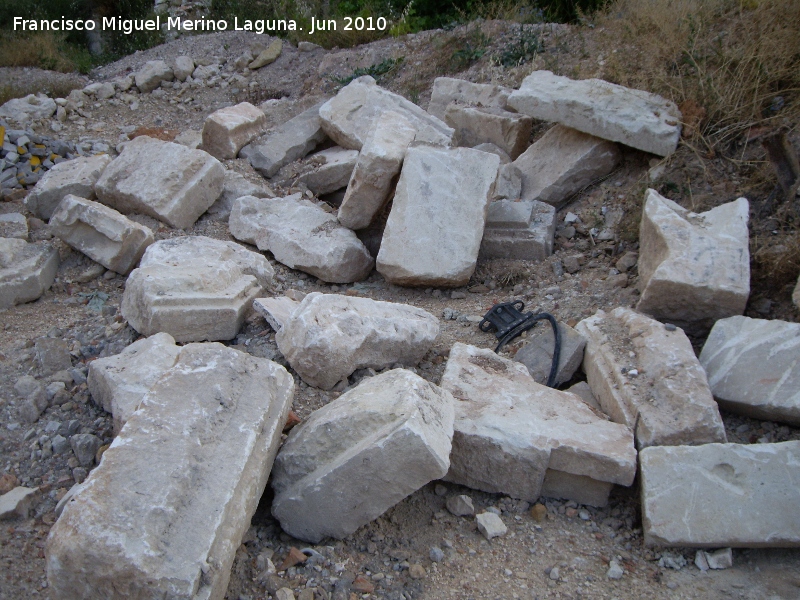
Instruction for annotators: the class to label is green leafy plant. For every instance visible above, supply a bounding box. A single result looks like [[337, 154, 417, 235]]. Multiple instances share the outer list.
[[332, 56, 404, 86], [495, 25, 543, 66]]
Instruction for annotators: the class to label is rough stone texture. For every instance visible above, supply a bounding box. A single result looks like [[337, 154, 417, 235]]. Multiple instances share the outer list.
[[540, 470, 613, 508], [636, 190, 750, 335], [121, 236, 273, 342], [640, 441, 800, 548], [206, 170, 274, 221], [567, 381, 602, 412], [513, 125, 621, 208], [699, 316, 800, 425], [252, 297, 299, 332], [274, 147, 359, 195], [173, 56, 195, 81], [445, 104, 532, 160], [514, 321, 585, 386], [201, 102, 268, 160], [0, 94, 56, 125], [440, 343, 636, 507], [377, 145, 499, 287], [249, 39, 282, 69], [576, 307, 727, 449], [275, 292, 439, 390], [95, 136, 224, 230], [87, 332, 181, 433], [319, 76, 453, 150], [338, 111, 417, 230], [0, 213, 28, 239], [446, 495, 475, 516], [49, 195, 154, 274], [507, 70, 682, 156], [229, 195, 373, 284], [427, 77, 512, 121], [0, 487, 38, 520], [25, 154, 111, 221], [0, 238, 59, 310], [46, 344, 295, 600], [134, 60, 174, 93], [271, 369, 454, 543], [34, 338, 72, 376], [479, 199, 555, 261], [476, 513, 507, 540], [493, 164, 522, 201]]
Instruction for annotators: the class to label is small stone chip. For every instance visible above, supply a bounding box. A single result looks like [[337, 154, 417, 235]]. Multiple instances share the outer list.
[[476, 512, 507, 540]]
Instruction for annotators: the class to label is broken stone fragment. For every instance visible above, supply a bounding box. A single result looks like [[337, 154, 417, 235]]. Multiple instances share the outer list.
[[0, 213, 28, 239], [201, 102, 268, 160], [274, 147, 359, 195], [427, 77, 512, 121], [271, 369, 454, 543], [0, 487, 38, 520], [475, 512, 507, 540], [479, 199, 555, 261], [446, 494, 475, 517], [275, 292, 439, 390], [0, 238, 59, 310], [206, 169, 274, 221], [172, 55, 195, 81], [134, 60, 174, 93], [445, 104, 532, 159], [513, 321, 585, 386], [252, 297, 299, 332], [46, 344, 295, 599], [636, 190, 750, 335], [576, 307, 726, 449], [24, 154, 111, 221], [492, 163, 522, 201], [248, 38, 282, 69]]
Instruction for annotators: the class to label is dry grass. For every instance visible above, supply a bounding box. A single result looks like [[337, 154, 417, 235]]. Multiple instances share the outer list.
[[0, 31, 87, 73]]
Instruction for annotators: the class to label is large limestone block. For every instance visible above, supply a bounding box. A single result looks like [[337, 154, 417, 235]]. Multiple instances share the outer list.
[[50, 195, 154, 274], [445, 104, 532, 160], [376, 145, 499, 286], [275, 292, 439, 390], [95, 136, 224, 230], [513, 125, 620, 207], [507, 70, 682, 156], [427, 77, 512, 121], [47, 344, 295, 599], [25, 154, 111, 221], [641, 441, 800, 547], [479, 199, 555, 261], [576, 307, 726, 449], [440, 343, 636, 507], [274, 147, 359, 195], [0, 239, 58, 310], [636, 190, 750, 335], [699, 316, 800, 425], [0, 93, 56, 125], [135, 60, 174, 93], [338, 111, 417, 230], [201, 102, 268, 160], [271, 369, 454, 542], [229, 195, 373, 283], [319, 76, 453, 150], [121, 236, 273, 342]]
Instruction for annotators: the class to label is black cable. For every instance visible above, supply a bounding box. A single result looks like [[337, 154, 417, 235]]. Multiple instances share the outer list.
[[494, 312, 561, 388]]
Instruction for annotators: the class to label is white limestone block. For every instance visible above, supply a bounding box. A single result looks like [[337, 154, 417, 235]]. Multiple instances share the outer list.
[[427, 77, 512, 121], [25, 154, 111, 221], [201, 102, 268, 160], [479, 199, 555, 261], [0, 238, 58, 310]]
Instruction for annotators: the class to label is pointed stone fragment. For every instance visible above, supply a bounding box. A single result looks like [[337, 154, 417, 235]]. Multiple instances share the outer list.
[[252, 296, 299, 332]]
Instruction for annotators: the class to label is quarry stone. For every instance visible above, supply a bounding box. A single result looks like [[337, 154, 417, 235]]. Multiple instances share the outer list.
[[25, 154, 111, 221], [135, 60, 174, 93], [0, 94, 56, 125], [514, 321, 585, 386], [0, 487, 38, 520], [173, 56, 195, 81], [479, 199, 555, 261], [0, 213, 27, 239], [0, 238, 59, 310], [252, 297, 299, 332], [274, 147, 359, 195], [476, 513, 507, 540], [206, 170, 274, 221], [427, 77, 512, 121], [248, 39, 282, 69], [201, 102, 268, 160], [445, 104, 532, 159], [446, 495, 475, 517]]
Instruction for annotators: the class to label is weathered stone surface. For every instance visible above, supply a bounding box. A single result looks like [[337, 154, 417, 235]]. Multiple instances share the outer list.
[[34, 337, 72, 376], [249, 39, 282, 69], [276, 292, 439, 390], [252, 297, 299, 332], [576, 307, 726, 449], [242, 102, 327, 178], [95, 136, 224, 230], [121, 236, 273, 342], [476, 513, 507, 540], [0, 238, 58, 310], [636, 190, 750, 335], [641, 441, 800, 547], [134, 60, 174, 93], [445, 104, 532, 160], [492, 163, 522, 201], [479, 199, 555, 261], [513, 125, 620, 207], [271, 369, 454, 543], [47, 344, 295, 599], [377, 145, 499, 286], [274, 147, 359, 195], [440, 343, 636, 506], [206, 170, 274, 221], [0, 487, 38, 520], [540, 470, 613, 508], [567, 381, 602, 412], [338, 111, 417, 230], [25, 154, 111, 221], [427, 77, 512, 121], [699, 316, 800, 425], [230, 195, 373, 283], [201, 102, 268, 160], [508, 71, 682, 156], [514, 321, 585, 386], [173, 56, 195, 81], [0, 94, 56, 125], [50, 195, 154, 274], [446, 495, 475, 516], [87, 332, 181, 433], [319, 76, 453, 150], [0, 213, 27, 239], [474, 142, 511, 164]]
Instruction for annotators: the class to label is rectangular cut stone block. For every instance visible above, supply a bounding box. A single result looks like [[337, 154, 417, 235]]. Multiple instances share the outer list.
[[50, 195, 154, 274], [0, 239, 58, 310], [427, 77, 512, 121], [493, 163, 522, 201], [271, 369, 454, 543], [377, 145, 499, 286], [508, 70, 682, 156], [700, 316, 800, 425], [25, 154, 111, 220], [576, 307, 726, 449], [274, 147, 359, 195], [201, 102, 267, 160], [445, 104, 532, 159], [641, 442, 800, 547], [46, 344, 294, 599], [541, 470, 613, 508], [440, 343, 636, 506], [479, 199, 555, 261]]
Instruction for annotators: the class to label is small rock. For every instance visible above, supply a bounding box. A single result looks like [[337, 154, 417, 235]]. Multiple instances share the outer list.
[[606, 560, 624, 580], [530, 503, 547, 522], [429, 546, 445, 562], [0, 486, 38, 520], [705, 548, 733, 570], [476, 512, 507, 540], [408, 564, 426, 579], [70, 433, 101, 467], [549, 566, 560, 581], [445, 494, 475, 517]]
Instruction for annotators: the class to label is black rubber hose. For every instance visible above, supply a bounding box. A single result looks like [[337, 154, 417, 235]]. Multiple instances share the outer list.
[[494, 312, 561, 388]]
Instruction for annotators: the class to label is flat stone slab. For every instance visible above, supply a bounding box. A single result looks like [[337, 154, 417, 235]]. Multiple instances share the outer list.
[[0, 213, 28, 239], [445, 104, 532, 160], [427, 77, 512, 121], [377, 145, 499, 287], [636, 190, 750, 335], [95, 136, 224, 230], [440, 343, 636, 507], [0, 238, 59, 310], [271, 369, 454, 543], [507, 70, 682, 156], [576, 307, 726, 449], [514, 320, 585, 386], [479, 199, 555, 261], [201, 102, 268, 160], [252, 297, 299, 332], [276, 292, 439, 390], [274, 147, 359, 195], [641, 441, 800, 548], [25, 154, 111, 221], [47, 344, 294, 599], [700, 316, 800, 425]]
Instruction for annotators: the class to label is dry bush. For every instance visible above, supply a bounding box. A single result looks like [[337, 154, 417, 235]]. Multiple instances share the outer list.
[[0, 32, 79, 72], [752, 230, 800, 292]]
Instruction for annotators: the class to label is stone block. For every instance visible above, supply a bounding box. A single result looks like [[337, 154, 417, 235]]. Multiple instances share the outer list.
[[576, 307, 726, 449], [507, 70, 682, 156], [445, 104, 532, 159], [640, 441, 800, 547], [25, 154, 111, 221], [206, 170, 274, 221], [249, 39, 282, 69], [173, 56, 195, 81], [201, 102, 268, 160], [474, 143, 511, 164], [271, 369, 454, 542], [514, 321, 585, 386], [0, 238, 58, 310], [636, 190, 750, 335], [479, 199, 555, 261], [540, 470, 613, 508], [0, 94, 56, 125], [476, 513, 507, 540], [0, 212, 27, 239], [0, 487, 38, 520], [493, 163, 522, 201], [46, 344, 295, 599], [274, 147, 358, 195], [134, 60, 174, 93], [427, 77, 512, 121], [252, 297, 299, 332]]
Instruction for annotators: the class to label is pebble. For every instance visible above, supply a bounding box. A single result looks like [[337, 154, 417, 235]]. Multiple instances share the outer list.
[[408, 564, 426, 579], [606, 560, 624, 580], [429, 546, 445, 562]]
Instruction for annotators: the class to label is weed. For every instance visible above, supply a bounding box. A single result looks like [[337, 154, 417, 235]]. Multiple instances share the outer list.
[[332, 56, 404, 87], [450, 31, 489, 71], [495, 25, 544, 67]]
